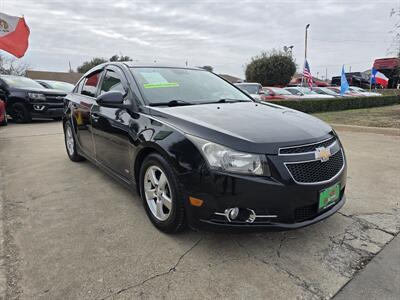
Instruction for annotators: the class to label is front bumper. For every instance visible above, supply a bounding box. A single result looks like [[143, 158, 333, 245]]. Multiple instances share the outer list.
[[180, 165, 347, 232], [30, 103, 63, 119]]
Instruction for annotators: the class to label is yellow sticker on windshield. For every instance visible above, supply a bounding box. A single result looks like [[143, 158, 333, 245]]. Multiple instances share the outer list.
[[143, 82, 179, 89]]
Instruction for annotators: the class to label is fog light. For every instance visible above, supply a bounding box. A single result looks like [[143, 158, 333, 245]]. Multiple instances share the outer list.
[[225, 207, 239, 221]]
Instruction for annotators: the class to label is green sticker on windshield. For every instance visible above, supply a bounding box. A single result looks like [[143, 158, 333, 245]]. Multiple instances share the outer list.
[[143, 82, 179, 89]]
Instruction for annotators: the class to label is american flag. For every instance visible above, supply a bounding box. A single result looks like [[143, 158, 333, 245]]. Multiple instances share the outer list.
[[303, 60, 313, 89]]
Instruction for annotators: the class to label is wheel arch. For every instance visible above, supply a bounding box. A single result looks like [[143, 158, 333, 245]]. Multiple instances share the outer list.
[[133, 143, 177, 187]]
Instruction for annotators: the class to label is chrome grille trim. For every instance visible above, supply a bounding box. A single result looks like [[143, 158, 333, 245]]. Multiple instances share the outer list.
[[279, 136, 336, 156], [284, 149, 345, 185]]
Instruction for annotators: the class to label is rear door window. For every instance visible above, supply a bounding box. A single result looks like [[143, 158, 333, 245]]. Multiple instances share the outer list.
[[81, 73, 101, 97]]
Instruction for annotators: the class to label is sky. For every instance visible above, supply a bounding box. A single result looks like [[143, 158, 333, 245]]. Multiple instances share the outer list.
[[1, 0, 398, 79]]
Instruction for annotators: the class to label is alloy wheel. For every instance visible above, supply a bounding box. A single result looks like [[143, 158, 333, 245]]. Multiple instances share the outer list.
[[65, 125, 75, 156], [13, 107, 24, 122], [144, 165, 173, 221]]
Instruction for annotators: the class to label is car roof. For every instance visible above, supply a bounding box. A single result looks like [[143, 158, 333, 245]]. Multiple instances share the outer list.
[[122, 62, 203, 70], [235, 82, 260, 86], [81, 62, 206, 77]]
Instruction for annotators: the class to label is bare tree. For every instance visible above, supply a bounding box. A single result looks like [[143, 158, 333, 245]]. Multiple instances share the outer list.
[[388, 6, 400, 56], [0, 55, 28, 76]]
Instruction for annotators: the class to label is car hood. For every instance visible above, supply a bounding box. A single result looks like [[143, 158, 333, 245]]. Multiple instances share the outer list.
[[10, 87, 67, 96], [149, 102, 332, 154]]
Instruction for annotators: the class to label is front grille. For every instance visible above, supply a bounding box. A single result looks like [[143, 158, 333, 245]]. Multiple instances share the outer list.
[[280, 137, 336, 154], [286, 150, 344, 183], [294, 203, 317, 222], [45, 94, 66, 103]]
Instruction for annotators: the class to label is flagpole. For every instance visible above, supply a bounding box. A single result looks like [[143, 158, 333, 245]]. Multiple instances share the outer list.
[[301, 24, 310, 87]]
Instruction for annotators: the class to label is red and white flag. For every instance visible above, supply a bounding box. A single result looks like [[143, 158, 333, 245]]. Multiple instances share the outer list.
[[0, 12, 30, 58]]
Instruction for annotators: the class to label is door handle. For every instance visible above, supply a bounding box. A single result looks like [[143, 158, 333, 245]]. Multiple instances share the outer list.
[[91, 114, 100, 122]]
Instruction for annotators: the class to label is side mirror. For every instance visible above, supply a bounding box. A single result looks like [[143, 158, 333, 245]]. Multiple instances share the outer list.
[[96, 91, 124, 108]]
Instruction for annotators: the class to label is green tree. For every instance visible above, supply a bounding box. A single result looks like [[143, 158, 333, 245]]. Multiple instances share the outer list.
[[77, 54, 133, 73], [77, 57, 107, 73], [245, 50, 296, 86], [109, 54, 132, 62], [200, 65, 213, 72]]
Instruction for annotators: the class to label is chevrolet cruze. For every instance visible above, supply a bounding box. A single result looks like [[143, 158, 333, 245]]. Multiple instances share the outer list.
[[63, 62, 347, 233]]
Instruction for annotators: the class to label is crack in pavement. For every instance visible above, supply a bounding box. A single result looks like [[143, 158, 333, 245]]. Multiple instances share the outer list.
[[233, 238, 325, 299], [337, 211, 397, 237], [257, 257, 324, 299], [99, 235, 203, 300]]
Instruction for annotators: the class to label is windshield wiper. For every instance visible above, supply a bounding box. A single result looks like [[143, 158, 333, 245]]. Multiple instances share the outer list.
[[207, 98, 252, 104], [149, 100, 194, 107], [202, 98, 252, 104]]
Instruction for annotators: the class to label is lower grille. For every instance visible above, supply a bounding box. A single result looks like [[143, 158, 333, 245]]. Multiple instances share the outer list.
[[286, 150, 344, 183], [294, 204, 317, 222]]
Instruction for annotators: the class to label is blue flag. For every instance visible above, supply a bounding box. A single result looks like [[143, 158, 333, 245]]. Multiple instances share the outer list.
[[370, 68, 378, 84], [340, 65, 349, 96]]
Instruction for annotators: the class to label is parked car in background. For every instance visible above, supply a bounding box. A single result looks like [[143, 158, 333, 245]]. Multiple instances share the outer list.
[[0, 75, 67, 123], [349, 86, 382, 97], [285, 87, 335, 99], [63, 63, 347, 233], [331, 72, 370, 89], [234, 83, 264, 100], [0, 99, 7, 126], [326, 87, 361, 97], [262, 87, 299, 100], [313, 87, 341, 97], [373, 57, 400, 88], [36, 80, 75, 92]]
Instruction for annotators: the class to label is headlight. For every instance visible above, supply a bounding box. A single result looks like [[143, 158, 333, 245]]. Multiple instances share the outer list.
[[188, 135, 270, 176], [28, 93, 46, 101]]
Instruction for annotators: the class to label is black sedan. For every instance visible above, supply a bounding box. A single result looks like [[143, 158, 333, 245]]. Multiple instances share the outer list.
[[63, 63, 346, 233], [0, 75, 67, 123]]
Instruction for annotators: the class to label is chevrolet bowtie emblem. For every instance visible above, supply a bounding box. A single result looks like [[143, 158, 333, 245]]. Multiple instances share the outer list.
[[315, 147, 331, 162]]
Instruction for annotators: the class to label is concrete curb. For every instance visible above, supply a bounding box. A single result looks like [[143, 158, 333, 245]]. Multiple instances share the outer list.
[[332, 124, 400, 136]]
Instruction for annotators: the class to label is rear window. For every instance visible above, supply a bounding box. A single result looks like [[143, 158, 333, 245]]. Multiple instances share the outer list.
[[236, 84, 260, 94]]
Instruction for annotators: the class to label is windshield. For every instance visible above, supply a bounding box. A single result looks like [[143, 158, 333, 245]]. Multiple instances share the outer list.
[[319, 88, 338, 95], [286, 87, 316, 95], [131, 67, 251, 105], [1, 76, 44, 89], [235, 84, 259, 94], [267, 87, 292, 95], [45, 81, 74, 92], [298, 87, 317, 95], [350, 87, 366, 92]]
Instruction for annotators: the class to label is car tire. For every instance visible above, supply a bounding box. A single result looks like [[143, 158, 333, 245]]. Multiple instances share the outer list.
[[64, 120, 85, 162], [139, 153, 186, 233], [11, 102, 31, 123]]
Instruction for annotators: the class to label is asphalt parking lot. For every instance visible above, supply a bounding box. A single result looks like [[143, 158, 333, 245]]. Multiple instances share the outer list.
[[0, 121, 399, 299]]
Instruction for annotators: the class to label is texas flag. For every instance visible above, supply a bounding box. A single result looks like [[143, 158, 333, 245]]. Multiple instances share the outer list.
[[0, 12, 30, 58], [370, 68, 389, 88]]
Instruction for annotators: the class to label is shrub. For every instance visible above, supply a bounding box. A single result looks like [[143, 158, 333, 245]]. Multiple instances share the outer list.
[[265, 95, 400, 113], [245, 50, 296, 86]]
